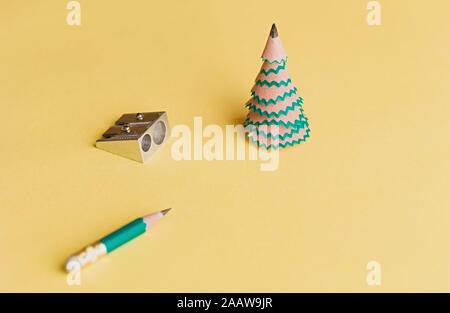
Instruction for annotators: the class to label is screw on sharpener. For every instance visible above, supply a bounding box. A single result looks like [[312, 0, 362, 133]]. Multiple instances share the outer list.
[[95, 111, 170, 163], [121, 124, 131, 133]]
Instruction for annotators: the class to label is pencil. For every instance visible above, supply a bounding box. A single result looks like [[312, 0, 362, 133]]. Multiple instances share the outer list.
[[65, 208, 171, 272]]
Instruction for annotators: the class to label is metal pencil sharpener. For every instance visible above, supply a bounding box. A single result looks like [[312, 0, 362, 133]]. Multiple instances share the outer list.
[[96, 112, 170, 163]]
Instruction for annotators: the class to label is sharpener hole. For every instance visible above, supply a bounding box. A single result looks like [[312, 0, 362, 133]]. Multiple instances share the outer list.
[[153, 121, 166, 145], [141, 134, 152, 152]]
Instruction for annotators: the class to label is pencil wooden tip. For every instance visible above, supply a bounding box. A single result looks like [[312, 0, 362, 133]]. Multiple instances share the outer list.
[[160, 208, 172, 215], [270, 23, 278, 38]]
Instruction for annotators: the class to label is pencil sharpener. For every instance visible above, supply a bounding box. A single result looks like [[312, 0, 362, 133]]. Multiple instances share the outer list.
[[96, 112, 170, 163]]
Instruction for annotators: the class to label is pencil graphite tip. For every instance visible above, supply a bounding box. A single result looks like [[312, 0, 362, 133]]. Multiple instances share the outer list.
[[160, 208, 172, 216], [270, 23, 278, 38]]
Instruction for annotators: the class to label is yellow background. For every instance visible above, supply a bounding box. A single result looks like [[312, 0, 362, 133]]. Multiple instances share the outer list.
[[1, 0, 449, 292]]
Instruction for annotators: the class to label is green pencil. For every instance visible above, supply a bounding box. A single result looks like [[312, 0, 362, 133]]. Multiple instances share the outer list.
[[65, 208, 171, 272]]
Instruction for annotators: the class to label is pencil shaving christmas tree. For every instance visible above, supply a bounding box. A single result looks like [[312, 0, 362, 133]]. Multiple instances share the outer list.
[[244, 24, 310, 149]]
